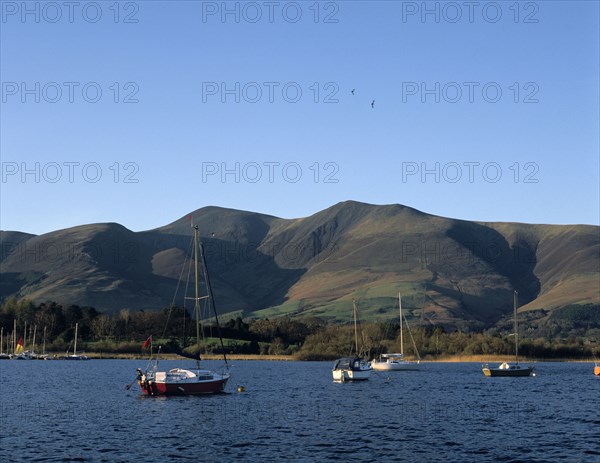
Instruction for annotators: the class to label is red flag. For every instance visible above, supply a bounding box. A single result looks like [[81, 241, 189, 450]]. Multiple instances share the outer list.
[[142, 336, 152, 349]]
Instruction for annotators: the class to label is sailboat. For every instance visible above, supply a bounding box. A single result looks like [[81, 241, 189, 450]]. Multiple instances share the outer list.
[[33, 326, 49, 360], [0, 327, 11, 359], [594, 363, 600, 376], [60, 323, 89, 360], [372, 292, 420, 371], [332, 298, 372, 381], [136, 224, 230, 396], [13, 330, 34, 360], [482, 291, 533, 377]]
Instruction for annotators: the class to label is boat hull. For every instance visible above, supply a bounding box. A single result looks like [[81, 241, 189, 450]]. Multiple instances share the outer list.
[[371, 361, 419, 371], [482, 366, 534, 377], [332, 357, 372, 382], [594, 366, 600, 376], [139, 374, 230, 396], [332, 368, 371, 382]]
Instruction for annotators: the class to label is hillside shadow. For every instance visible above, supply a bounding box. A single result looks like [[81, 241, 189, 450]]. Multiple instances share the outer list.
[[138, 231, 306, 314], [425, 281, 509, 324], [445, 221, 541, 312]]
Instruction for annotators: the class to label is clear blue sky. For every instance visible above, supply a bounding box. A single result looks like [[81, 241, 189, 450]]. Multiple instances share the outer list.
[[1, 0, 599, 235]]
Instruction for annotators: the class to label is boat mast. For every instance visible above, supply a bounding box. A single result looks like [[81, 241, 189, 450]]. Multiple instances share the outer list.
[[194, 225, 201, 369], [43, 326, 46, 354], [514, 290, 519, 365], [399, 292, 404, 357], [13, 319, 16, 353], [199, 237, 229, 367], [74, 323, 78, 355], [353, 298, 359, 356]]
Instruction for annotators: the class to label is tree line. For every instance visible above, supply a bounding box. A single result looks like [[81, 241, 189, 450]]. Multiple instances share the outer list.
[[0, 298, 598, 359]]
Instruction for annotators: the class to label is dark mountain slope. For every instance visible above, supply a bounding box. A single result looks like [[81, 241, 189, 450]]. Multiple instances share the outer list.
[[0, 202, 597, 327]]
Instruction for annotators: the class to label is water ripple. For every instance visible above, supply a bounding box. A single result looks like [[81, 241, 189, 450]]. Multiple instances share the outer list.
[[1, 360, 598, 462]]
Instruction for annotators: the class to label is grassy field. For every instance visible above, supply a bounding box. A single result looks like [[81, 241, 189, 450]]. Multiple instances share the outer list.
[[252, 281, 427, 322]]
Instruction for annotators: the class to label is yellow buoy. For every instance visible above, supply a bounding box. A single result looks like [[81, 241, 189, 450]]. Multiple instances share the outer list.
[[237, 386, 245, 393]]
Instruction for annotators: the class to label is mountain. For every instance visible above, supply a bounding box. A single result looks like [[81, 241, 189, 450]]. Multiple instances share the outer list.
[[1, 201, 598, 328]]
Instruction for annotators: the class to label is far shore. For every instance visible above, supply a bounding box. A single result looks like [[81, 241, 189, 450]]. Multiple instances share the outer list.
[[421, 355, 599, 363], [34, 353, 599, 362]]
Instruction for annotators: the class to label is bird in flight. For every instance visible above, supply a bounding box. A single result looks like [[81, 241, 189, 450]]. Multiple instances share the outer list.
[[371, 100, 375, 108], [351, 89, 355, 95]]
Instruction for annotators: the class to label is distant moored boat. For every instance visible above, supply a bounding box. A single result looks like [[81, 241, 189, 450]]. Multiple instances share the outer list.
[[0, 327, 10, 359], [332, 298, 372, 382], [371, 292, 420, 371], [482, 291, 534, 377], [60, 323, 89, 360]]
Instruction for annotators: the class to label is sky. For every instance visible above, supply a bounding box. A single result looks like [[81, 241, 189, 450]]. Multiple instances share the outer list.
[[1, 0, 599, 235]]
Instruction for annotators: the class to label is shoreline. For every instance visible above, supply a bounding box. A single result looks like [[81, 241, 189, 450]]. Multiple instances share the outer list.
[[37, 353, 298, 361], [31, 353, 599, 362]]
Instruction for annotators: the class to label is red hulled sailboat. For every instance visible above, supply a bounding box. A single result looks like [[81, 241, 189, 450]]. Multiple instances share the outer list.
[[136, 224, 230, 396]]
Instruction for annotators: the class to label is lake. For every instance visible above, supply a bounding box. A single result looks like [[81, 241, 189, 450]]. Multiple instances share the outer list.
[[0, 360, 598, 462]]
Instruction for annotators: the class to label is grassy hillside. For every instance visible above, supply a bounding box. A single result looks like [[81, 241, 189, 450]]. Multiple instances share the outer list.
[[0, 201, 598, 328]]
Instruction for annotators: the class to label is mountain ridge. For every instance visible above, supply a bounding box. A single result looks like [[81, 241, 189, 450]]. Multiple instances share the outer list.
[[1, 201, 598, 328]]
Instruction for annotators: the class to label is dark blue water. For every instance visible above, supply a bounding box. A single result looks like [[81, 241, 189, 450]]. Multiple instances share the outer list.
[[1, 360, 598, 462]]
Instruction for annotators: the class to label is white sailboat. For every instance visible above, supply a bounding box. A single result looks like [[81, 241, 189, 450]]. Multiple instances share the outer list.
[[372, 292, 420, 371], [34, 326, 49, 360], [60, 323, 89, 360], [0, 327, 11, 359]]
